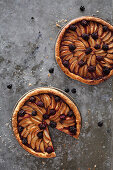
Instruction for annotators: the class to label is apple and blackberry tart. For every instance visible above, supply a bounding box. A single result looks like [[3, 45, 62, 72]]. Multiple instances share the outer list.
[[55, 16, 113, 85], [12, 88, 81, 158]]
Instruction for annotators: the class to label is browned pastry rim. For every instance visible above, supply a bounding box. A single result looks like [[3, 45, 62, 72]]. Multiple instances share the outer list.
[[55, 16, 113, 85], [12, 88, 81, 158]]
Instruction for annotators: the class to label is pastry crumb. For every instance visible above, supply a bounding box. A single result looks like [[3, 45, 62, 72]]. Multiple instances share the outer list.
[[56, 23, 61, 28], [85, 122, 89, 127], [110, 98, 112, 101], [58, 19, 67, 23], [5, 123, 9, 126], [50, 37, 53, 40], [48, 73, 51, 77], [88, 109, 91, 114], [64, 19, 67, 22], [28, 83, 32, 86], [42, 161, 45, 165], [46, 56, 48, 59], [56, 19, 68, 28]]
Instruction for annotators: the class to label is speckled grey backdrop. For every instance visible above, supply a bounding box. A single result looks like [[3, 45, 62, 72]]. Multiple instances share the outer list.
[[0, 0, 113, 170]]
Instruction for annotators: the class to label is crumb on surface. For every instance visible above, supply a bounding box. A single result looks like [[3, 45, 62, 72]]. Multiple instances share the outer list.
[[5, 123, 9, 126], [42, 161, 45, 165], [48, 73, 50, 77], [56, 19, 68, 28], [57, 19, 67, 23], [88, 109, 91, 114], [28, 83, 32, 86], [56, 23, 61, 28]]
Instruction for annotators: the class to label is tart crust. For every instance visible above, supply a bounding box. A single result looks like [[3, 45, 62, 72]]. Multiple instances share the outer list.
[[12, 88, 81, 158], [55, 16, 113, 85]]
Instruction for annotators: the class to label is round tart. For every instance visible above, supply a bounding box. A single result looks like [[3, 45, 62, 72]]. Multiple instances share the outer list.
[[12, 88, 81, 158], [55, 16, 113, 85]]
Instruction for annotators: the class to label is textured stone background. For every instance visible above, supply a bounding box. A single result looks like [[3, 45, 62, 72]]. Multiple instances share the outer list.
[[0, 0, 113, 170]]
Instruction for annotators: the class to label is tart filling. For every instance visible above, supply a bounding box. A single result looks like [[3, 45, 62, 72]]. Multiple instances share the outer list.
[[55, 16, 113, 85], [12, 88, 81, 158]]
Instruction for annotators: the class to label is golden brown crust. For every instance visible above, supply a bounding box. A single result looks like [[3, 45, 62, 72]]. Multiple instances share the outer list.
[[12, 88, 81, 158], [55, 16, 113, 85]]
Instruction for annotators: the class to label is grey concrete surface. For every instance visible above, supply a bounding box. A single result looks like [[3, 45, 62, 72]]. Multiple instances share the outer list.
[[0, 0, 113, 170]]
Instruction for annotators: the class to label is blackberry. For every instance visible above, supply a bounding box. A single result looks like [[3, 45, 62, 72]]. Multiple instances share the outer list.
[[49, 121, 57, 128], [80, 6, 85, 12], [49, 68, 54, 73]]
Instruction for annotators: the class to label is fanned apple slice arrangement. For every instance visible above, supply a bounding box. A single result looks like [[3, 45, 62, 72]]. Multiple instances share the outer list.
[[12, 88, 81, 158], [55, 16, 113, 85]]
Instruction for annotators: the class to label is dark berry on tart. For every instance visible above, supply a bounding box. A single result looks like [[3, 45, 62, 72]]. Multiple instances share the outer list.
[[67, 111, 74, 117], [69, 44, 76, 51], [22, 138, 28, 145], [85, 47, 92, 55], [37, 101, 44, 107], [32, 110, 37, 116], [49, 109, 56, 116], [49, 121, 57, 128], [37, 131, 43, 139], [46, 146, 54, 154], [91, 32, 98, 40], [69, 126, 76, 135], [43, 114, 50, 120], [39, 123, 46, 130], [18, 126, 24, 133], [54, 96, 60, 102], [18, 110, 26, 117], [29, 96, 36, 103], [62, 60, 69, 67], [78, 60, 86, 67], [60, 114, 66, 120], [88, 66, 96, 72], [69, 25, 77, 31], [82, 33, 89, 41], [103, 25, 108, 32], [96, 56, 103, 61], [81, 20, 88, 26], [94, 44, 100, 49], [102, 66, 111, 75], [102, 44, 109, 51]]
